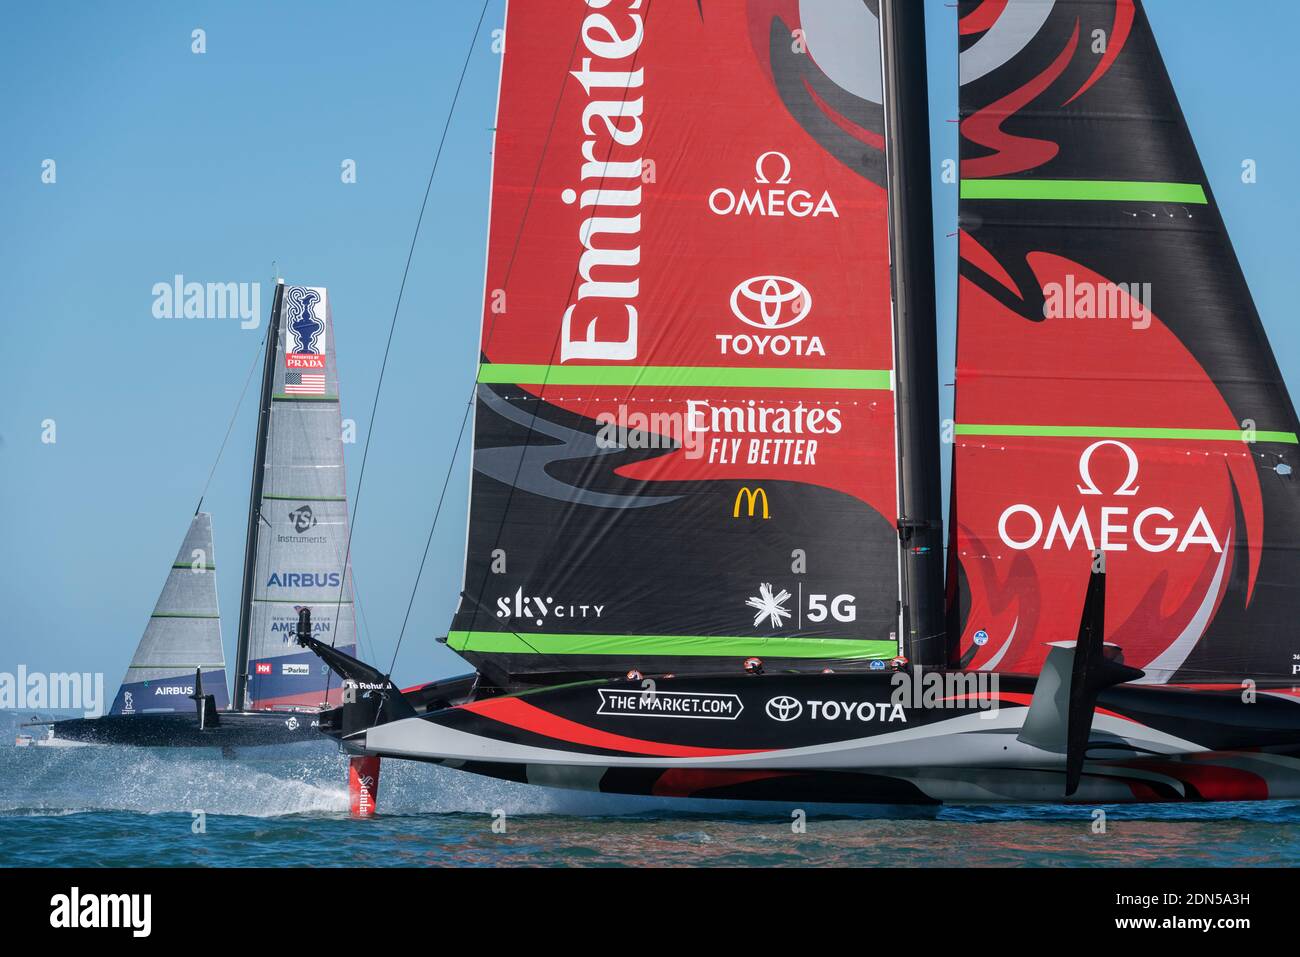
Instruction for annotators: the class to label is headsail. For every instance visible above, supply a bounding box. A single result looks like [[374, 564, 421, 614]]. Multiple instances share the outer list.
[[109, 512, 228, 715], [238, 284, 358, 710], [949, 0, 1300, 683], [451, 1, 903, 682]]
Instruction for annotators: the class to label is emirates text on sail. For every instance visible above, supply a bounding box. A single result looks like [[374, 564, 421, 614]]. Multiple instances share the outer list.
[[560, 0, 645, 364]]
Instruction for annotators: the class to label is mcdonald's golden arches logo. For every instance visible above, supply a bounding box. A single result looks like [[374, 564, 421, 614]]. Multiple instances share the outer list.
[[733, 487, 770, 519]]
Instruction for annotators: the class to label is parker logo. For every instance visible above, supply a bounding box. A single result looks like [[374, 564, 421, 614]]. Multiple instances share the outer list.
[[281, 663, 310, 676], [729, 275, 811, 330], [765, 695, 803, 721], [708, 151, 839, 219], [597, 688, 743, 720], [289, 505, 318, 534], [998, 440, 1223, 554], [733, 486, 770, 519]]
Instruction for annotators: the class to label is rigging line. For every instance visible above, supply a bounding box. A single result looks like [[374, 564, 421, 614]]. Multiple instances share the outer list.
[[466, 0, 657, 683], [195, 324, 269, 514], [349, 564, 379, 666], [388, 392, 475, 675], [323, 0, 492, 696], [489, 10, 590, 338], [308, 566, 375, 711], [402, 8, 591, 677], [371, 7, 590, 681]]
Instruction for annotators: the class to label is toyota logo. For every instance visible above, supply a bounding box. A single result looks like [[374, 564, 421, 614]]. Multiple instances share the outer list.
[[730, 276, 812, 330], [765, 695, 804, 722]]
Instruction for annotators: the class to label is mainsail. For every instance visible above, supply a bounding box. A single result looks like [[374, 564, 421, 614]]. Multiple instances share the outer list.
[[108, 512, 229, 715], [949, 0, 1300, 682], [235, 284, 358, 710], [450, 0, 904, 682]]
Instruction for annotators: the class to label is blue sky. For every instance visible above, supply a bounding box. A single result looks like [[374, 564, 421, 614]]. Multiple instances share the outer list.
[[2, 1, 1298, 690]]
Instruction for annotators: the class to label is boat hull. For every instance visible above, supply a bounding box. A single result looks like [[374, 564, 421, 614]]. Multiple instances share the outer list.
[[402, 751, 1300, 805], [48, 710, 322, 748], [323, 672, 1300, 804]]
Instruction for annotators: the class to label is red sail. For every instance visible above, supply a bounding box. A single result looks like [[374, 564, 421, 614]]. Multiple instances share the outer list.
[[950, 0, 1300, 683], [452, 0, 902, 680]]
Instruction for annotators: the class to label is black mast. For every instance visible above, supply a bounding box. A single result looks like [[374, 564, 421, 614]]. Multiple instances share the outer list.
[[880, 0, 946, 669], [233, 281, 284, 711]]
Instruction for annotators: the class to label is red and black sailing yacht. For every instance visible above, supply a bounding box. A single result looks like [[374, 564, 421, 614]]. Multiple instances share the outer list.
[[303, 0, 1300, 808]]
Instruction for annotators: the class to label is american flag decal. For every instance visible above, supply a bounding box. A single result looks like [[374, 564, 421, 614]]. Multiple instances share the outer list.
[[285, 372, 326, 395]]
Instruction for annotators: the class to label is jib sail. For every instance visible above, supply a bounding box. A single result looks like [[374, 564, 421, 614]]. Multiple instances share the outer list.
[[235, 284, 358, 710], [109, 512, 229, 715], [451, 0, 904, 682], [949, 0, 1300, 683]]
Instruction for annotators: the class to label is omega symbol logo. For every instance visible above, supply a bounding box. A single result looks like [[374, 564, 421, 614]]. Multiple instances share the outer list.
[[1076, 440, 1141, 497], [753, 150, 792, 185]]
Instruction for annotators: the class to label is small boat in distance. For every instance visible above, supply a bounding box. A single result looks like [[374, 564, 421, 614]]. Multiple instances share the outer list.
[[48, 282, 359, 748]]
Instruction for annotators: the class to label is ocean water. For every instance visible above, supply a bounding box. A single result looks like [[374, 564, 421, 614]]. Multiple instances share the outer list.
[[4, 741, 1300, 867]]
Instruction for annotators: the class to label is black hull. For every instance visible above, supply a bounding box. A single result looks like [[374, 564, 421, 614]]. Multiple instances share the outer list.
[[316, 669, 1300, 805], [50, 711, 322, 748]]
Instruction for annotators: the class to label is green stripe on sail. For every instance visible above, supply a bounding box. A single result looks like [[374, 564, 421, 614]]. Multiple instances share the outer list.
[[253, 598, 353, 604], [447, 631, 897, 660], [477, 364, 891, 390], [262, 495, 347, 502], [272, 395, 340, 402], [172, 564, 214, 570], [150, 613, 220, 619], [961, 179, 1208, 204], [956, 423, 1299, 443], [127, 664, 225, 670]]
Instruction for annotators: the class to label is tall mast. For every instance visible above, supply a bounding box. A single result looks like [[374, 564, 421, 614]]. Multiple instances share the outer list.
[[233, 280, 284, 711], [880, 0, 946, 669]]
